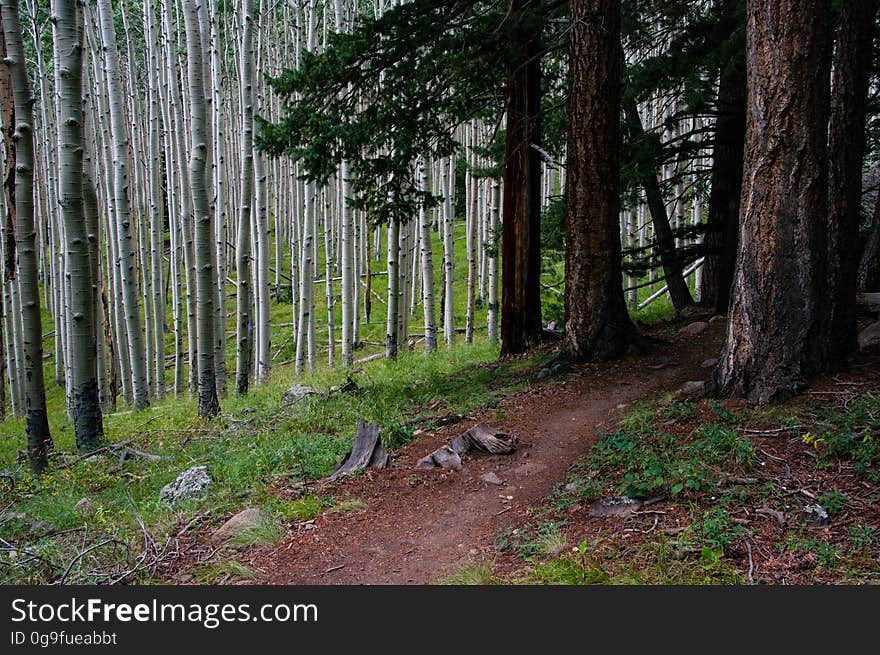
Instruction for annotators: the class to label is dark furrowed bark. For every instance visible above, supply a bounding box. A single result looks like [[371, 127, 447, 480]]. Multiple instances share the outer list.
[[562, 0, 633, 361]]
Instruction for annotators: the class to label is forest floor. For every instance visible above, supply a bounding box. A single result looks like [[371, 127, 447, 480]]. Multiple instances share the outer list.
[[203, 315, 879, 585]]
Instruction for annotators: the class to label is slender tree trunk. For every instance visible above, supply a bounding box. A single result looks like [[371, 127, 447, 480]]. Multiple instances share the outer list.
[[96, 0, 149, 409], [487, 178, 500, 344], [417, 159, 437, 353], [500, 0, 543, 356], [182, 0, 219, 417], [825, 0, 877, 365], [386, 217, 399, 359], [562, 0, 633, 361], [623, 97, 694, 313], [715, 0, 832, 404], [55, 0, 103, 449], [1, 0, 51, 471], [235, 0, 254, 395]]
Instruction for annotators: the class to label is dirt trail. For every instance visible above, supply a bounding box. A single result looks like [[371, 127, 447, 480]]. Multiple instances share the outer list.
[[249, 323, 723, 584]]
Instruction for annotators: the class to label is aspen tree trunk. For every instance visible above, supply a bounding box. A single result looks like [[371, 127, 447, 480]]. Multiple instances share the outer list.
[[386, 217, 399, 359], [209, 0, 226, 397], [340, 160, 355, 366], [715, 0, 832, 404], [465, 124, 478, 344], [96, 0, 149, 409], [0, 0, 51, 471], [252, 8, 270, 383], [144, 0, 165, 399], [295, 181, 316, 374], [442, 158, 455, 345], [417, 159, 437, 353], [235, 0, 254, 395], [323, 189, 335, 366], [55, 0, 103, 449], [487, 178, 500, 344], [182, 0, 219, 417]]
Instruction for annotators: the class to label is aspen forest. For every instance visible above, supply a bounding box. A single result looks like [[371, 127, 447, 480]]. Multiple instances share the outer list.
[[0, 0, 879, 588]]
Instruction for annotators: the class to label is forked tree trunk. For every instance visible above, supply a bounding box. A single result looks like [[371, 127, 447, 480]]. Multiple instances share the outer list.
[[500, 0, 543, 356], [183, 0, 220, 417], [1, 0, 52, 471], [561, 0, 633, 361], [825, 0, 876, 365], [715, 0, 832, 404]]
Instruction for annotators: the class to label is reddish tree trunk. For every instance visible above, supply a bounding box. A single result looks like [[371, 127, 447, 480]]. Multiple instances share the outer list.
[[561, 0, 632, 361], [715, 0, 832, 404], [500, 0, 543, 357]]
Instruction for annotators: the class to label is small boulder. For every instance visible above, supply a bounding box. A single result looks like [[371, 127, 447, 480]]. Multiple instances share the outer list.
[[701, 358, 719, 369], [74, 498, 93, 514], [416, 445, 462, 471], [281, 384, 320, 404], [678, 321, 710, 337], [858, 321, 880, 352], [536, 368, 551, 380], [211, 508, 269, 545], [480, 472, 504, 486], [160, 466, 211, 505], [550, 359, 570, 376], [589, 497, 642, 518], [680, 380, 708, 399], [800, 504, 830, 527]]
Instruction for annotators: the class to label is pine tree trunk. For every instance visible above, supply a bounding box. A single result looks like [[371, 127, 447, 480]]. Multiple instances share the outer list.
[[715, 0, 832, 404], [825, 0, 876, 365], [562, 0, 633, 362], [0, 0, 52, 471], [182, 0, 219, 417], [701, 0, 746, 313], [500, 0, 543, 356]]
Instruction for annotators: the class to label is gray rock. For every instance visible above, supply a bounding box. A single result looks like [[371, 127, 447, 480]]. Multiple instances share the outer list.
[[211, 508, 269, 545], [589, 497, 642, 518], [708, 314, 727, 324], [281, 384, 320, 404], [678, 321, 710, 337], [160, 466, 211, 504], [550, 360, 569, 376], [74, 498, 93, 513], [701, 358, 719, 369], [680, 380, 707, 399], [480, 472, 504, 486], [858, 321, 880, 352], [800, 504, 830, 527], [416, 445, 462, 471], [536, 368, 551, 380]]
